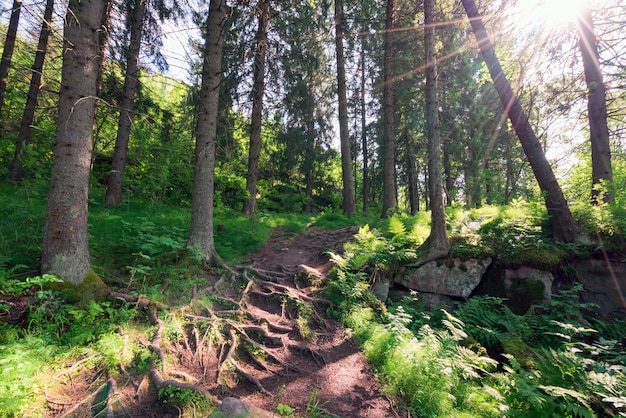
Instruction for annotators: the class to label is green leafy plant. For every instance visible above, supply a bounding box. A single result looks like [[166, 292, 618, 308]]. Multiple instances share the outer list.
[[276, 402, 295, 416]]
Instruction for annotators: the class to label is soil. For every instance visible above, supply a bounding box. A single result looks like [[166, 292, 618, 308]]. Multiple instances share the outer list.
[[226, 227, 395, 417], [3, 227, 397, 417]]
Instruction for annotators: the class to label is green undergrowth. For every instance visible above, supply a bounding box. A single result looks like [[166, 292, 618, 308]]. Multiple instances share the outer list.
[[1, 182, 625, 416], [326, 214, 626, 417]]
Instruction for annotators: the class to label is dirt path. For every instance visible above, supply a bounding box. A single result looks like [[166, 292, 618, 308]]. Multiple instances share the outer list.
[[228, 227, 394, 417], [9, 227, 395, 417]]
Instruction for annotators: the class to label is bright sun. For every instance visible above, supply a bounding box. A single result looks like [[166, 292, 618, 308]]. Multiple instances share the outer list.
[[535, 0, 588, 27]]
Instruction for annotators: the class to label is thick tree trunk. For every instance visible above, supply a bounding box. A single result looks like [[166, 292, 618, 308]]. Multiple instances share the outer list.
[[334, 0, 356, 214], [0, 0, 22, 123], [461, 0, 583, 244], [104, 0, 146, 206], [41, 0, 106, 284], [187, 0, 227, 263], [360, 44, 369, 214], [577, 7, 613, 204], [381, 0, 396, 218], [423, 0, 449, 260], [243, 0, 269, 216], [10, 0, 54, 182]]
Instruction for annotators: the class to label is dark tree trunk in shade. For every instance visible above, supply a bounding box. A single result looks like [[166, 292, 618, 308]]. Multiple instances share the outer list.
[[405, 130, 419, 215], [187, 0, 227, 263], [10, 0, 54, 182], [577, 7, 613, 204], [334, 0, 356, 214], [360, 45, 369, 214], [461, 0, 583, 244], [0, 0, 22, 123], [381, 0, 396, 218], [41, 0, 106, 284], [422, 0, 449, 260], [243, 0, 269, 216], [104, 0, 146, 206]]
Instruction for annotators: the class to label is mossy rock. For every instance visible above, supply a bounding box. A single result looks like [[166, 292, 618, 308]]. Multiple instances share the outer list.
[[46, 270, 110, 306], [507, 246, 565, 270]]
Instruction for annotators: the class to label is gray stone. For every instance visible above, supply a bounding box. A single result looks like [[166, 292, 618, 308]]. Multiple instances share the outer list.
[[212, 397, 275, 418], [295, 264, 324, 286], [394, 258, 491, 298], [370, 282, 390, 302], [504, 267, 554, 303], [571, 259, 626, 318]]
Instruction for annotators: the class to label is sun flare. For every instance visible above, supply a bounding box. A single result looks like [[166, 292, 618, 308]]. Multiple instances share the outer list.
[[535, 0, 588, 27]]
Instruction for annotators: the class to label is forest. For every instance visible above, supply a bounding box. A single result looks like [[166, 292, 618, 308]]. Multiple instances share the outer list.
[[0, 0, 625, 416]]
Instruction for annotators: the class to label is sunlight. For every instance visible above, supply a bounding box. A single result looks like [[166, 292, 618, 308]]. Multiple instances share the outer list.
[[534, 0, 587, 28]]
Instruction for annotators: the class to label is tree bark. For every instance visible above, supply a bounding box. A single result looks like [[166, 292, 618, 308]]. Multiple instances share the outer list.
[[10, 0, 54, 182], [243, 0, 269, 216], [423, 0, 449, 260], [0, 0, 22, 123], [41, 0, 106, 284], [404, 130, 419, 215], [461, 0, 583, 244], [187, 0, 227, 263], [577, 6, 613, 204], [104, 0, 146, 206], [381, 0, 396, 218], [360, 44, 369, 214], [334, 0, 356, 214]]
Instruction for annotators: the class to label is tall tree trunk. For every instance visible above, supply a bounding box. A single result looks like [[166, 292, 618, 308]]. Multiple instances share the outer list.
[[443, 138, 453, 206], [381, 0, 396, 218], [10, 0, 54, 182], [334, 0, 356, 214], [461, 0, 583, 244], [92, 0, 112, 152], [104, 0, 146, 206], [187, 0, 227, 263], [242, 0, 269, 216], [422, 0, 449, 261], [577, 6, 613, 204], [0, 0, 22, 123], [504, 132, 513, 204], [404, 130, 419, 215], [41, 0, 106, 284], [360, 44, 369, 214]]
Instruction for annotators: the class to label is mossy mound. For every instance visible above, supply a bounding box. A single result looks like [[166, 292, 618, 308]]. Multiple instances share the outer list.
[[46, 270, 110, 306]]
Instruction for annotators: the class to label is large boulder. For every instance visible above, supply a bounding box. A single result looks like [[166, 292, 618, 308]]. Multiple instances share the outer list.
[[504, 266, 554, 303], [472, 265, 554, 314], [394, 258, 492, 298], [571, 259, 626, 318]]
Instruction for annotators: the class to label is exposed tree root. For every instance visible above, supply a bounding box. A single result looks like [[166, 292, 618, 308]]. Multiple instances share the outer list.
[[105, 249, 342, 413]]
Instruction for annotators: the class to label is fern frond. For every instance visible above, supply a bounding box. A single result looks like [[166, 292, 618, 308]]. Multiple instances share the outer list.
[[327, 251, 347, 268], [389, 215, 406, 237]]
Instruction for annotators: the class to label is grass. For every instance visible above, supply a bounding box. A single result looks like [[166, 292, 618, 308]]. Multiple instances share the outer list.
[[2, 181, 625, 417]]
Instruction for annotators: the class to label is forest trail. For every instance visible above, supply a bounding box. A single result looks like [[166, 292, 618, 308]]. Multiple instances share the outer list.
[[219, 226, 395, 417], [31, 227, 397, 417]]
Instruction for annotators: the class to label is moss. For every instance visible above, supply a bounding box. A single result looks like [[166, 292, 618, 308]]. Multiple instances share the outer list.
[[502, 337, 536, 369], [46, 270, 109, 306], [511, 247, 564, 270]]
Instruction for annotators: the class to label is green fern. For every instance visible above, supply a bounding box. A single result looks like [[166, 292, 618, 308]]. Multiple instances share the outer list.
[[388, 215, 406, 238], [455, 295, 539, 349]]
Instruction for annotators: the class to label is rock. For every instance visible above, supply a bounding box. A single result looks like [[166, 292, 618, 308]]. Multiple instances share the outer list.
[[211, 397, 275, 418], [394, 258, 491, 298], [295, 264, 324, 286], [504, 266, 554, 304], [571, 259, 626, 318], [370, 282, 390, 302]]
